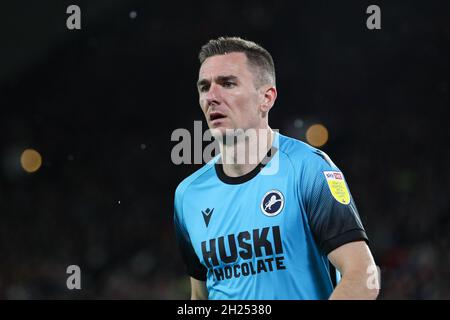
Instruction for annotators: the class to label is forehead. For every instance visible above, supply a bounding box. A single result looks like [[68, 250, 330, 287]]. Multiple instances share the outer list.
[[199, 52, 252, 80]]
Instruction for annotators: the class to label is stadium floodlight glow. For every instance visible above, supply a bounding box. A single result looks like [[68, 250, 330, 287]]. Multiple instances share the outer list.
[[306, 124, 329, 147], [20, 148, 42, 173]]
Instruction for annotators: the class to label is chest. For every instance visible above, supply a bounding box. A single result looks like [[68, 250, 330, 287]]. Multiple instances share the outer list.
[[183, 171, 307, 267]]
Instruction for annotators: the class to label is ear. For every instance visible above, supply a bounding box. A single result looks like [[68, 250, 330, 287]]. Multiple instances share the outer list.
[[260, 86, 277, 113]]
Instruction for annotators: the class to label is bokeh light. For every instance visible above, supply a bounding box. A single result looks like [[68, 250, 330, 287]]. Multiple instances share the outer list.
[[20, 149, 42, 173], [306, 124, 329, 147]]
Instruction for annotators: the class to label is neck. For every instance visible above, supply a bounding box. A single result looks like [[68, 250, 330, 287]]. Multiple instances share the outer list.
[[219, 127, 274, 178]]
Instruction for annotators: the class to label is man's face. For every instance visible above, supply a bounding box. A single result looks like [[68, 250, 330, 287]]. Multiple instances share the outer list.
[[197, 52, 263, 137]]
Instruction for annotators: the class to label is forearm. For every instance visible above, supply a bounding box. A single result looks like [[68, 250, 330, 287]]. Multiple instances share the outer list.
[[191, 292, 208, 300], [329, 272, 379, 300], [190, 278, 208, 300]]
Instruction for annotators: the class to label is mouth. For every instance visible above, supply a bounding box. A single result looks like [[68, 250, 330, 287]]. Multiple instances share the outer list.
[[209, 112, 227, 122]]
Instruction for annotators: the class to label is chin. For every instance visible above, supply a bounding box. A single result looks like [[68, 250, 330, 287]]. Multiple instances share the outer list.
[[208, 125, 235, 143], [209, 127, 227, 139]]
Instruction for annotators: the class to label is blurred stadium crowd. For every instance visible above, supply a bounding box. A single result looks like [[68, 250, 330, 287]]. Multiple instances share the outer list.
[[0, 0, 449, 299]]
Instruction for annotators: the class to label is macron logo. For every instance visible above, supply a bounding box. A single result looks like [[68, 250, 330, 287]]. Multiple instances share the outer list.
[[201, 208, 214, 227]]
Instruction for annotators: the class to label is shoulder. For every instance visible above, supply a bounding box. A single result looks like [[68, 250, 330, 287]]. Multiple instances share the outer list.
[[175, 155, 219, 203], [277, 133, 338, 170]]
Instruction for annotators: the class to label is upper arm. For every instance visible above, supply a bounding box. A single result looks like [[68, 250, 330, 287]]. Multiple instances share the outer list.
[[300, 150, 368, 255], [174, 188, 208, 281], [190, 277, 208, 300], [327, 241, 380, 299], [327, 240, 376, 275]]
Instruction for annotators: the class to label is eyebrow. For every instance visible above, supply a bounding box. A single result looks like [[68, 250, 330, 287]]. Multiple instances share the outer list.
[[197, 75, 238, 88]]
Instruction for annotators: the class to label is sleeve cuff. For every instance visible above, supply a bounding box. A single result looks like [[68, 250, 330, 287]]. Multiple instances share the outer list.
[[321, 229, 369, 255], [188, 268, 207, 281]]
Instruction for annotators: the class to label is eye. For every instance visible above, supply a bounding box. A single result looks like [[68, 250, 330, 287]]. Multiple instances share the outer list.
[[223, 81, 235, 88], [199, 85, 209, 92]]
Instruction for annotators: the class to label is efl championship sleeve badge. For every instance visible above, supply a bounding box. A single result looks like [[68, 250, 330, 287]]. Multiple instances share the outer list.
[[323, 171, 350, 205]]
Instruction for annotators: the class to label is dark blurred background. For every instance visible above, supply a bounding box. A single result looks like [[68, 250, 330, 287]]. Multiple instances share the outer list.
[[0, 0, 449, 299]]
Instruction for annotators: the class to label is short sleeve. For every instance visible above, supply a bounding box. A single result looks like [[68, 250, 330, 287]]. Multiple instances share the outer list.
[[299, 150, 369, 255], [174, 189, 207, 281]]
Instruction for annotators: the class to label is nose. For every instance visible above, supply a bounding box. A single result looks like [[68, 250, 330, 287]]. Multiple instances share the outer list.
[[205, 83, 221, 108]]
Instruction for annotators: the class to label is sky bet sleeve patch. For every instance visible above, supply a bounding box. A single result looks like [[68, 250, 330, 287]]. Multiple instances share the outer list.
[[323, 171, 350, 205]]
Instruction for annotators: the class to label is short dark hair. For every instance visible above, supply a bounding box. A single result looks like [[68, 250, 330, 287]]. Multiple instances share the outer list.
[[198, 36, 276, 88]]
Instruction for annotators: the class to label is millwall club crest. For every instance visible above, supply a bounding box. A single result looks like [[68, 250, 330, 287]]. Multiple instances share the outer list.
[[261, 190, 284, 217]]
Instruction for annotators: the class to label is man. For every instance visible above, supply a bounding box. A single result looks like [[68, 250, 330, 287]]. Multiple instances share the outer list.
[[174, 37, 379, 299]]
